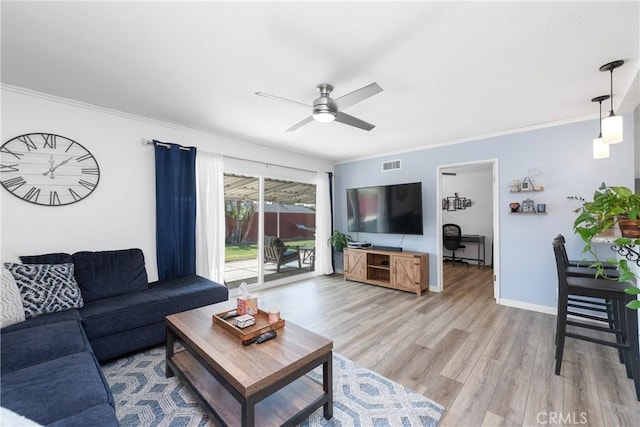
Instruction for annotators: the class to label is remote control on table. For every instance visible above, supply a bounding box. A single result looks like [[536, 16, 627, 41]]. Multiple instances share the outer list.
[[222, 310, 238, 320], [241, 331, 278, 346], [242, 337, 256, 346], [255, 330, 277, 344]]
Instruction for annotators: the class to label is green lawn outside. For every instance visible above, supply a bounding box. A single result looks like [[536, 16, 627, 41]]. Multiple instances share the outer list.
[[225, 239, 316, 261]]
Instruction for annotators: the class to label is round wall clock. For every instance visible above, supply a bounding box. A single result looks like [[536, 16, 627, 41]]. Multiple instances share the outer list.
[[1, 133, 100, 206]]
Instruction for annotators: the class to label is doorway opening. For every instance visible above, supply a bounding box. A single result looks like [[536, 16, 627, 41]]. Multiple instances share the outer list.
[[436, 160, 499, 300]]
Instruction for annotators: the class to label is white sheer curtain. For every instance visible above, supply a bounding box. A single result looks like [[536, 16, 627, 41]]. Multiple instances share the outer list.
[[315, 171, 334, 275], [195, 152, 225, 284]]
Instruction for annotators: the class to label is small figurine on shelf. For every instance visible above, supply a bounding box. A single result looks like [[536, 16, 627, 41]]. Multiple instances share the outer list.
[[509, 202, 520, 212]]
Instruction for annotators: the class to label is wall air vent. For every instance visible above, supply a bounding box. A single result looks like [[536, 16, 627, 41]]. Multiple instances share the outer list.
[[382, 160, 401, 172]]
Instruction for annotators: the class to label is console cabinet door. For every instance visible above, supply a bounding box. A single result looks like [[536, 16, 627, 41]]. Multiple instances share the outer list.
[[344, 249, 366, 281], [392, 255, 421, 292]]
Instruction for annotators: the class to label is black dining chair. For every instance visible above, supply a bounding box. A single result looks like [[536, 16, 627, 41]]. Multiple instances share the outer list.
[[552, 236, 622, 360], [443, 223, 468, 267], [552, 239, 640, 400], [555, 234, 618, 271]]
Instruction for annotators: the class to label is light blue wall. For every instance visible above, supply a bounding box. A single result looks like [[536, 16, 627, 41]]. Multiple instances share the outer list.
[[335, 113, 635, 310]]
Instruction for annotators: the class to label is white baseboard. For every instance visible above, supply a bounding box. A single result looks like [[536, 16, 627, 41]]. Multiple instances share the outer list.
[[498, 298, 556, 315], [429, 285, 441, 292]]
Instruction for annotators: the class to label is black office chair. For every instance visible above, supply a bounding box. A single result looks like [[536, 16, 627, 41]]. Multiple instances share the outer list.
[[443, 223, 468, 267]]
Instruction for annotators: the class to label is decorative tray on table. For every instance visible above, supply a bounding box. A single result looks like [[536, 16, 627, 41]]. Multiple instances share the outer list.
[[212, 309, 285, 342]]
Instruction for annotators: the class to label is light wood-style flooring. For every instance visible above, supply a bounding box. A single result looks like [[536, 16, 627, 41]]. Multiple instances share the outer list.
[[254, 263, 640, 426]]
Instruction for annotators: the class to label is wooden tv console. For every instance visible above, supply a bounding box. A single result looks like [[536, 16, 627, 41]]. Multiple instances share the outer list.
[[343, 248, 428, 296]]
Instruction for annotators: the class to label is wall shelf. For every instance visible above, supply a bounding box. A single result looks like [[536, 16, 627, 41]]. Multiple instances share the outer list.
[[509, 212, 548, 215], [510, 189, 544, 193], [509, 181, 546, 213]]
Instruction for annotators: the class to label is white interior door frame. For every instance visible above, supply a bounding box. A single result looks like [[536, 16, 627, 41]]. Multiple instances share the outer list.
[[435, 159, 500, 301]]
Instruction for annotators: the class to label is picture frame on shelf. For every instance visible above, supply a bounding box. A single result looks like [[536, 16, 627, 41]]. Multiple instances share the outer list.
[[522, 198, 535, 213], [456, 197, 466, 210], [521, 177, 534, 191]]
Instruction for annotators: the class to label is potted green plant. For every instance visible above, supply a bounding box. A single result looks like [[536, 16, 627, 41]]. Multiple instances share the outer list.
[[572, 183, 640, 308], [328, 230, 352, 252]]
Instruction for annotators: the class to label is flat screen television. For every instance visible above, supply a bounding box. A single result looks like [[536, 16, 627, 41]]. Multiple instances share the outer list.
[[346, 182, 423, 235]]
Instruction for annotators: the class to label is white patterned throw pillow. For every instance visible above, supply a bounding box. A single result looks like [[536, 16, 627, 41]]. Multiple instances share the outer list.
[[4, 263, 84, 319], [1, 267, 26, 328], [0, 407, 43, 427]]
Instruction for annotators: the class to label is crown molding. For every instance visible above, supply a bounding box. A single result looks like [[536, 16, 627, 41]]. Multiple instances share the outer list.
[[1, 83, 190, 131], [335, 114, 597, 165]]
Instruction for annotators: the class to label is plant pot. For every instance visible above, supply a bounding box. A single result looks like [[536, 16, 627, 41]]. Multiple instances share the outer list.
[[618, 218, 640, 238]]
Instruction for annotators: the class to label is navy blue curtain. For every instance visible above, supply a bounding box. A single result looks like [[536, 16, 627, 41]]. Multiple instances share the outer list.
[[154, 141, 197, 280]]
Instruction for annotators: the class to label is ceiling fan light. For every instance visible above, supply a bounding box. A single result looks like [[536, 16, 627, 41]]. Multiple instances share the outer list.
[[312, 110, 336, 123], [593, 137, 610, 159], [602, 114, 623, 144]]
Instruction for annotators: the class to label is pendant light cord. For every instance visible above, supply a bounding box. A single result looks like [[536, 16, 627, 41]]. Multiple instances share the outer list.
[[598, 99, 603, 137], [609, 70, 615, 116]]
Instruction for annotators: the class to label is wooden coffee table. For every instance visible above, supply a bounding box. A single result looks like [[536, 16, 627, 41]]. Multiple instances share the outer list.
[[165, 303, 333, 426]]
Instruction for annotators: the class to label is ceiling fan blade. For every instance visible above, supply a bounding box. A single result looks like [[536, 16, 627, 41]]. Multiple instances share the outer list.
[[334, 82, 383, 110], [334, 112, 375, 131], [286, 116, 314, 132], [255, 92, 311, 110]]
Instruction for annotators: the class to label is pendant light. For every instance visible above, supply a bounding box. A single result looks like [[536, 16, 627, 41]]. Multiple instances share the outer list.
[[591, 95, 610, 159], [599, 60, 624, 144]]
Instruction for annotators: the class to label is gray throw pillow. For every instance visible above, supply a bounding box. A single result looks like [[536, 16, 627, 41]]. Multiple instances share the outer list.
[[4, 263, 84, 319], [1, 267, 25, 328]]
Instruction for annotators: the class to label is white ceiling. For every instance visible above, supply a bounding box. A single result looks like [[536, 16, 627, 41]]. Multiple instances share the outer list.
[[2, 1, 639, 163]]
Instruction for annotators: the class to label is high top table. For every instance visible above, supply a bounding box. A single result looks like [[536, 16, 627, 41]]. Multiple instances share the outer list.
[[165, 303, 333, 426]]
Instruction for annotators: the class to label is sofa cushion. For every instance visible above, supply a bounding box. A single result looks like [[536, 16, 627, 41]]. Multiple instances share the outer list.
[[1, 320, 91, 375], [1, 267, 25, 328], [0, 308, 80, 334], [0, 352, 113, 425], [20, 252, 73, 265], [72, 249, 148, 302], [80, 274, 227, 340], [46, 403, 119, 427], [4, 263, 84, 319], [89, 321, 166, 362]]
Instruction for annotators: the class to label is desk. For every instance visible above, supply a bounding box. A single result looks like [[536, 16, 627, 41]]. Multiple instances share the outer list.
[[459, 235, 486, 268]]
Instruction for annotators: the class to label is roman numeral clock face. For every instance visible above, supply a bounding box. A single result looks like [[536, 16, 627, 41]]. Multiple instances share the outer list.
[[1, 133, 100, 206]]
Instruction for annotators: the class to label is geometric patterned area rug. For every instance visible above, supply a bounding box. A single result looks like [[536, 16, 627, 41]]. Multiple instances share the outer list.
[[101, 346, 445, 427]]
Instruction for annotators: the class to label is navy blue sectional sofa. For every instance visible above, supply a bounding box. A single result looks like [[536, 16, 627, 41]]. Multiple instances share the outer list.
[[1, 249, 228, 426]]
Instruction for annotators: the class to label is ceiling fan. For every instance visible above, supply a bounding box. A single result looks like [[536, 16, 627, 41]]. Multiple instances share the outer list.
[[255, 82, 383, 132]]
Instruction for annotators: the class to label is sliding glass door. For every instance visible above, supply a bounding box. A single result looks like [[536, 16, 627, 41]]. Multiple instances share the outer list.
[[263, 178, 316, 284], [224, 174, 260, 287], [223, 171, 317, 289]]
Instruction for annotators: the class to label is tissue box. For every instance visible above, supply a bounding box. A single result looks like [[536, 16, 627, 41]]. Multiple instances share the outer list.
[[233, 314, 255, 329], [237, 295, 258, 315]]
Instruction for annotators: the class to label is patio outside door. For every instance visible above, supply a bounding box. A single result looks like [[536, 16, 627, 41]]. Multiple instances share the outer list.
[[263, 177, 316, 285], [224, 174, 260, 287], [223, 173, 317, 289]]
